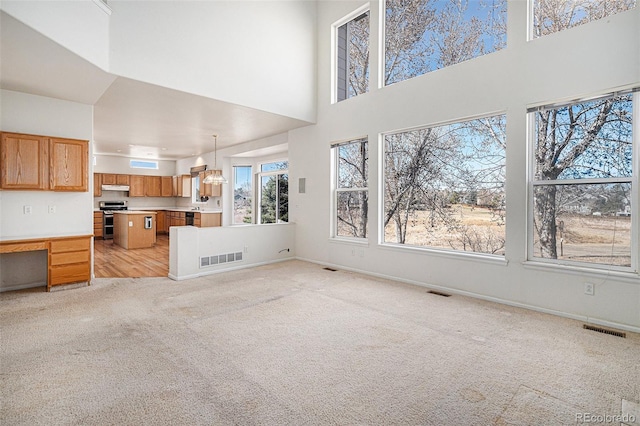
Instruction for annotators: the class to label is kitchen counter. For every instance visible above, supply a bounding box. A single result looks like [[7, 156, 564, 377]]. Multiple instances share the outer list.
[[113, 211, 157, 249]]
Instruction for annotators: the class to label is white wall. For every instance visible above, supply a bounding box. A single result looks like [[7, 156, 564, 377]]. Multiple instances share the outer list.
[[0, 90, 94, 290], [288, 1, 640, 331], [109, 0, 316, 122], [169, 223, 295, 280], [0, 0, 110, 70]]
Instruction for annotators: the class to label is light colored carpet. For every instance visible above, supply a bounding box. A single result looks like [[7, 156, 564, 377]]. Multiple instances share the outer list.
[[1, 260, 638, 425]]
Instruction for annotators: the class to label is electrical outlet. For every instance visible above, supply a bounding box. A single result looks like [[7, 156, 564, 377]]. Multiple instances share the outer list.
[[584, 282, 595, 296], [23, 205, 32, 214], [48, 205, 56, 214], [243, 246, 248, 253]]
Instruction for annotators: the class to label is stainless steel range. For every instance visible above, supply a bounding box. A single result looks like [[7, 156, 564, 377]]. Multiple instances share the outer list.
[[99, 200, 128, 239]]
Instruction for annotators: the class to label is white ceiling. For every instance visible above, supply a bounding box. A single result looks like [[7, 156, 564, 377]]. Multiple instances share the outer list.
[[0, 12, 312, 160]]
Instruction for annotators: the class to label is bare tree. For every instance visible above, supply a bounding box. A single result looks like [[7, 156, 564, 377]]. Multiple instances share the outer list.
[[531, 0, 635, 259], [532, 0, 636, 37], [534, 95, 632, 258]]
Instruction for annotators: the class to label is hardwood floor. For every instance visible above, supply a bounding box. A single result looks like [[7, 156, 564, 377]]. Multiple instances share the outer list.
[[94, 234, 169, 278]]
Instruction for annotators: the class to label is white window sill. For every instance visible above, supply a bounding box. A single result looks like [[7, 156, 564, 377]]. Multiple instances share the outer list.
[[378, 242, 508, 266], [329, 237, 370, 247], [522, 260, 640, 283]]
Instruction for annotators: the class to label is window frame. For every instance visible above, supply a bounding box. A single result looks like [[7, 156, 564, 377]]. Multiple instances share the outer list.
[[232, 165, 253, 225], [526, 90, 639, 273], [331, 137, 369, 241], [257, 159, 289, 225], [331, 3, 371, 104], [379, 112, 508, 259]]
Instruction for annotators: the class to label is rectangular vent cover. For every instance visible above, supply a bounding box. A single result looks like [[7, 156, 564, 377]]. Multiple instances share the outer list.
[[583, 324, 626, 338], [427, 290, 451, 297], [200, 252, 243, 268]]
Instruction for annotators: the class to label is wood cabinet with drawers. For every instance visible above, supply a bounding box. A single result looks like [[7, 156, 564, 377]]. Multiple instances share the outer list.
[[0, 235, 92, 291], [49, 237, 91, 288], [94, 211, 103, 239]]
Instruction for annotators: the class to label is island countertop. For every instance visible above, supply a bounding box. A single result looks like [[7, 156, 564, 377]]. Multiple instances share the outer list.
[[113, 211, 157, 215]]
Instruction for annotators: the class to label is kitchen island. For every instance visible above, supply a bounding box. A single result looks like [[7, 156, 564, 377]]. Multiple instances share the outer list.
[[113, 211, 157, 249]]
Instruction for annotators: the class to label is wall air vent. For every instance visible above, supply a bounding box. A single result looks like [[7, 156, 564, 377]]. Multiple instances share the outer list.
[[323, 267, 337, 272], [583, 324, 626, 338], [200, 252, 243, 268]]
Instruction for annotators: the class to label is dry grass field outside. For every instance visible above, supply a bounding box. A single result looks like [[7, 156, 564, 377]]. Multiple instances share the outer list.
[[535, 214, 631, 266], [384, 204, 506, 255], [384, 205, 631, 267]]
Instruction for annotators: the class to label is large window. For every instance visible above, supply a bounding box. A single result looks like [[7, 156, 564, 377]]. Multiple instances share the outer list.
[[335, 8, 370, 102], [384, 0, 506, 86], [531, 0, 636, 38], [233, 166, 252, 224], [529, 92, 636, 271], [259, 161, 288, 224], [383, 114, 506, 255], [332, 138, 369, 239]]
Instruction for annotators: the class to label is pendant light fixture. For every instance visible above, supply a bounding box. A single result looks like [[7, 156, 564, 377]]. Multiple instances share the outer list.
[[203, 134, 227, 185]]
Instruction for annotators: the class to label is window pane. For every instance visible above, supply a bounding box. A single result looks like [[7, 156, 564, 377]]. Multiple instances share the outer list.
[[532, 0, 636, 38], [535, 94, 633, 180], [384, 115, 506, 255], [233, 166, 252, 224], [533, 183, 632, 266], [338, 140, 368, 188], [260, 173, 288, 224], [337, 191, 368, 238], [278, 174, 289, 223], [337, 11, 370, 101], [261, 176, 277, 224], [261, 161, 288, 173], [385, 0, 507, 85]]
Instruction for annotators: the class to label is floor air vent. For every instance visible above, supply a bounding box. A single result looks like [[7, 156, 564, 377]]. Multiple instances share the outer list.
[[323, 267, 337, 272], [200, 252, 243, 268], [427, 290, 451, 297], [583, 324, 626, 338]]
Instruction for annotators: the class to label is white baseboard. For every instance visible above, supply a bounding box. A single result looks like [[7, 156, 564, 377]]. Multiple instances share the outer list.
[[169, 257, 294, 281], [295, 256, 640, 335]]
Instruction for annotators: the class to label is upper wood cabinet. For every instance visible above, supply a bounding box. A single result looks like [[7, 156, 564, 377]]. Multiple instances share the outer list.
[[93, 173, 102, 196], [173, 174, 191, 198], [144, 176, 162, 197], [0, 132, 49, 190], [1, 132, 88, 192], [101, 173, 116, 185], [161, 176, 173, 197], [129, 175, 145, 197], [116, 174, 130, 185], [49, 138, 88, 191], [199, 170, 222, 197]]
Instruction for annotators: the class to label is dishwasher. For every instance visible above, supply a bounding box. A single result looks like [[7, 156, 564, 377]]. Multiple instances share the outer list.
[[185, 212, 195, 226]]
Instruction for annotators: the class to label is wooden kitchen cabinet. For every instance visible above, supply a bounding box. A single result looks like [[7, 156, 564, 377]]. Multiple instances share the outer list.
[[155, 211, 169, 234], [129, 175, 145, 197], [101, 173, 116, 185], [0, 132, 49, 190], [93, 211, 103, 238], [199, 170, 222, 197], [93, 173, 102, 196], [1, 132, 88, 192], [49, 137, 88, 191], [161, 176, 173, 197], [144, 176, 162, 197], [173, 174, 191, 197], [49, 236, 91, 288], [116, 174, 130, 185], [168, 211, 186, 227]]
